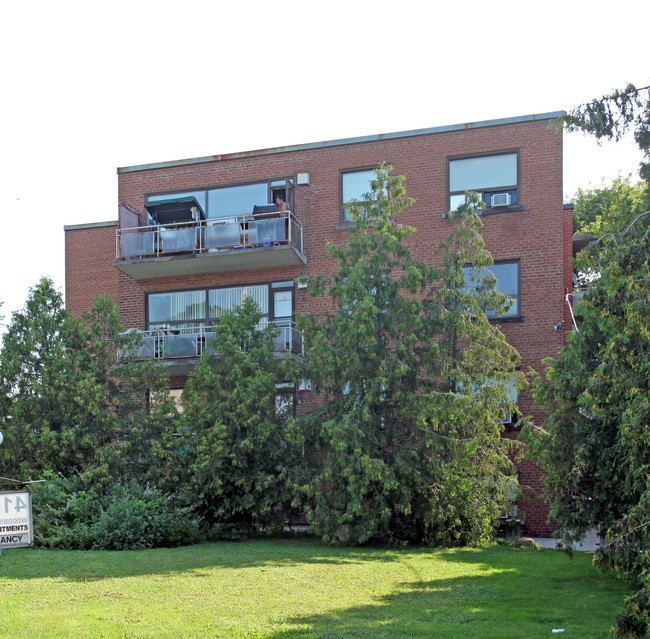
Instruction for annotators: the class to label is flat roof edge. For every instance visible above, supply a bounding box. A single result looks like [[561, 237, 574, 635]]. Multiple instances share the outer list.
[[64, 220, 118, 231], [118, 111, 564, 174]]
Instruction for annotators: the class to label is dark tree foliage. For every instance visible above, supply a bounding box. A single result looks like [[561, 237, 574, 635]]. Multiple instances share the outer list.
[[0, 280, 179, 489], [528, 213, 650, 636], [530, 84, 650, 636], [0, 278, 106, 477], [85, 298, 182, 492], [560, 83, 650, 181], [296, 165, 524, 545], [182, 298, 296, 535]]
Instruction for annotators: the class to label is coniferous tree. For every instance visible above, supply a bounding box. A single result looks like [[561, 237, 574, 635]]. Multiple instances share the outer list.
[[0, 278, 104, 477], [182, 297, 295, 534], [296, 165, 524, 545], [529, 84, 650, 637], [0, 281, 179, 486]]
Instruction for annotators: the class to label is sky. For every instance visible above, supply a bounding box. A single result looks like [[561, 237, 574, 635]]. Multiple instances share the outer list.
[[1, 0, 648, 328]]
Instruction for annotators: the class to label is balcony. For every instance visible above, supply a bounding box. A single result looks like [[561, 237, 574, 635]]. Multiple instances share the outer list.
[[114, 212, 306, 280], [119, 322, 302, 375]]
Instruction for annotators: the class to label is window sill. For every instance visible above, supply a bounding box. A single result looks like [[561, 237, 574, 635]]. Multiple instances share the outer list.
[[481, 205, 525, 216], [488, 315, 524, 324], [336, 222, 357, 230], [442, 205, 525, 220]]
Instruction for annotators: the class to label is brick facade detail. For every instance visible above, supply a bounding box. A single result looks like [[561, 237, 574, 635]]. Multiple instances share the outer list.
[[65, 222, 120, 317]]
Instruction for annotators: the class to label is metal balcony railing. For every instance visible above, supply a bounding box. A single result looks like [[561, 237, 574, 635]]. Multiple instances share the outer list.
[[116, 211, 303, 260], [119, 321, 302, 362]]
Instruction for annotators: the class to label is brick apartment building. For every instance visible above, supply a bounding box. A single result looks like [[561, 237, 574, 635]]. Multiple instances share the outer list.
[[65, 112, 573, 536]]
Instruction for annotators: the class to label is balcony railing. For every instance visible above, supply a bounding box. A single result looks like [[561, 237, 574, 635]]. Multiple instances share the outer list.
[[116, 211, 303, 260], [119, 321, 303, 363]]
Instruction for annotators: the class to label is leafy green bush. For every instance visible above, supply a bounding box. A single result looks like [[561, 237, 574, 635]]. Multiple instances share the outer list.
[[31, 473, 97, 549], [31, 474, 204, 550]]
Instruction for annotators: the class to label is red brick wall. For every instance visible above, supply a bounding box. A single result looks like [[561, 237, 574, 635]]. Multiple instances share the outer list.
[[67, 117, 567, 536], [64, 222, 120, 317]]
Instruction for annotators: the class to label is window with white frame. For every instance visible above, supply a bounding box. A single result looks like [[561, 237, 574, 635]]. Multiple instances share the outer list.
[[449, 152, 518, 211], [341, 169, 375, 222], [462, 261, 520, 318]]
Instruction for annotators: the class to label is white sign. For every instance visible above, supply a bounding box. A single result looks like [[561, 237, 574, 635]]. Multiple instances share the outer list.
[[0, 490, 34, 549]]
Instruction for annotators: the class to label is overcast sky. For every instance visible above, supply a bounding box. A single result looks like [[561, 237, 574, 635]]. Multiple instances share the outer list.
[[1, 0, 648, 327]]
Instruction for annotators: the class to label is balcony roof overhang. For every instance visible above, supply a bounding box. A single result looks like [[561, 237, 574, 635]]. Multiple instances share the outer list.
[[113, 244, 307, 280]]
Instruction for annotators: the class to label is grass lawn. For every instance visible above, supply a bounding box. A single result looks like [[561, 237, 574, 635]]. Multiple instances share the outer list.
[[0, 539, 634, 638]]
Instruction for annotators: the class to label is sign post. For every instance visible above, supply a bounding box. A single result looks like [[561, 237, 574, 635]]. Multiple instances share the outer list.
[[0, 489, 34, 549]]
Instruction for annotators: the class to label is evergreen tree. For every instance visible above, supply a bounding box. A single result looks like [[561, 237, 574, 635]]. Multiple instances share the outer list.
[[297, 165, 524, 545], [0, 278, 104, 477], [82, 296, 181, 491], [561, 82, 650, 181], [530, 84, 650, 637], [182, 297, 295, 534], [528, 213, 650, 637], [0, 281, 179, 486]]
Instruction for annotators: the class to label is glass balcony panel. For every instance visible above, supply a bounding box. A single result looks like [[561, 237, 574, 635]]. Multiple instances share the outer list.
[[122, 231, 155, 257], [164, 333, 199, 358], [119, 321, 301, 362], [161, 227, 196, 253], [205, 220, 241, 249], [116, 212, 305, 279]]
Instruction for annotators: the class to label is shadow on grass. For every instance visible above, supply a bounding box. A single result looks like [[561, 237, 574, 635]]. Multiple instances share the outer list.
[[1, 537, 443, 581], [263, 551, 626, 639], [0, 542, 628, 638]]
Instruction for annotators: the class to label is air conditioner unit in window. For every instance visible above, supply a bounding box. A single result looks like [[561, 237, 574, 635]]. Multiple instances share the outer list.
[[491, 193, 511, 208]]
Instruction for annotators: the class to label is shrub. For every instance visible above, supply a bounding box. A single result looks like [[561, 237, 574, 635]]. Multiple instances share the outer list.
[[31, 475, 204, 550]]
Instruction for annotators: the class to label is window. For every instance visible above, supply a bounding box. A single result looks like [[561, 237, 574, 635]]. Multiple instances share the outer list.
[[208, 183, 268, 218], [449, 152, 518, 211], [148, 289, 207, 330], [145, 282, 296, 356], [275, 383, 295, 416], [495, 374, 519, 424], [209, 285, 269, 320], [463, 261, 520, 318], [341, 169, 375, 222], [169, 389, 184, 414], [147, 283, 294, 329], [465, 375, 519, 425], [145, 178, 294, 220]]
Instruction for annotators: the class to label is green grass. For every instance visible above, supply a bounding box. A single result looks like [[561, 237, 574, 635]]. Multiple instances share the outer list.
[[0, 539, 634, 638]]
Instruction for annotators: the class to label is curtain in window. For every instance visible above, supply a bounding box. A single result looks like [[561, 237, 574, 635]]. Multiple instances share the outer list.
[[209, 285, 268, 318], [170, 290, 205, 322], [149, 290, 206, 324]]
